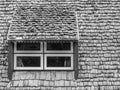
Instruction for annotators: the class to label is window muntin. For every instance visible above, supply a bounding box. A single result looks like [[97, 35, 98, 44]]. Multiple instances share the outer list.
[[14, 54, 43, 70], [44, 54, 73, 70], [14, 42, 43, 53], [44, 42, 73, 53]]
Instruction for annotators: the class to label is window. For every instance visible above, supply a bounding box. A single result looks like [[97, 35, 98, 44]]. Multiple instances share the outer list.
[[8, 41, 78, 79], [44, 42, 73, 53], [14, 42, 43, 70], [14, 54, 43, 70], [44, 42, 73, 70], [14, 42, 43, 53], [44, 54, 73, 70], [13, 41, 74, 70]]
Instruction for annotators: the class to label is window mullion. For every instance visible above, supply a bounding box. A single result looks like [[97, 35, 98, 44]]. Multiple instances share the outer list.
[[43, 42, 45, 70]]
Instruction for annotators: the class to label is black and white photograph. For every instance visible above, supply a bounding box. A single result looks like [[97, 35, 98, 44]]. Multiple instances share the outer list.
[[0, 0, 120, 90]]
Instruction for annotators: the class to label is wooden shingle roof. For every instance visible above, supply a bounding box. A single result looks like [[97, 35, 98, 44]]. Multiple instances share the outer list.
[[7, 4, 78, 41]]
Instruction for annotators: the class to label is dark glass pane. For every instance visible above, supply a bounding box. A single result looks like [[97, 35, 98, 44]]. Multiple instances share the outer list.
[[47, 56, 71, 67], [17, 56, 40, 67], [47, 42, 71, 50], [17, 42, 40, 50]]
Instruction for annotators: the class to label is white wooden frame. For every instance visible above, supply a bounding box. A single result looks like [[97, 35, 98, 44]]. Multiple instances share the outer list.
[[44, 42, 73, 53], [44, 54, 73, 70], [14, 54, 43, 70], [14, 42, 43, 53]]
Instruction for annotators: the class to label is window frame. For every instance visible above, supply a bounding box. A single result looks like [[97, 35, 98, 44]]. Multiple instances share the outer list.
[[14, 54, 43, 70], [44, 54, 73, 70], [13, 41, 74, 70]]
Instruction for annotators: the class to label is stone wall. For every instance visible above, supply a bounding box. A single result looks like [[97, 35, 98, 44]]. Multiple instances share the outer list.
[[0, 0, 120, 90]]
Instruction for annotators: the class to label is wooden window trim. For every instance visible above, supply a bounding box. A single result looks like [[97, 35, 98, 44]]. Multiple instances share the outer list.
[[74, 41, 78, 79], [8, 41, 14, 80]]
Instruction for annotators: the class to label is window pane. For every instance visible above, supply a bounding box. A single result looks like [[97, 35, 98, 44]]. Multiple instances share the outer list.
[[17, 56, 40, 67], [47, 56, 71, 67], [47, 42, 71, 50], [17, 42, 40, 50]]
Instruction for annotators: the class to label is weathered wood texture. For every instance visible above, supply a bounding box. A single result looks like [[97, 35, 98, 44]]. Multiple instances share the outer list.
[[7, 3, 78, 40], [0, 0, 120, 90]]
